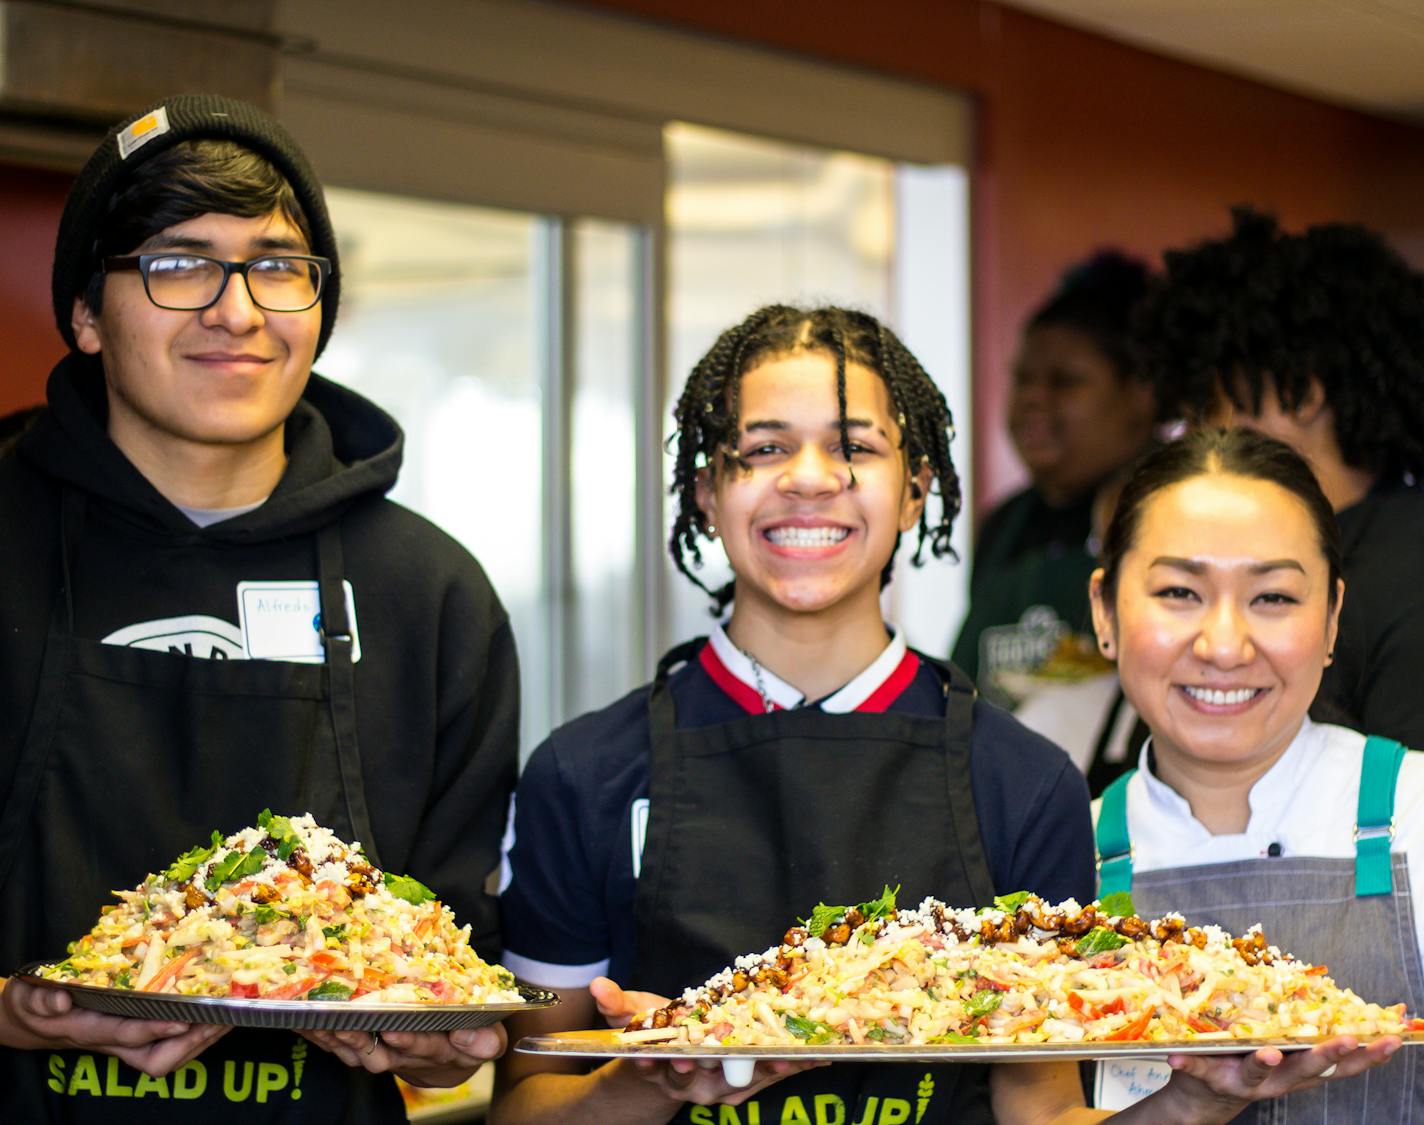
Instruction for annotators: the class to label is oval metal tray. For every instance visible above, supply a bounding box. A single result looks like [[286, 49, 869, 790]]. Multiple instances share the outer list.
[[15, 963, 557, 1032], [516, 1027, 1424, 1087]]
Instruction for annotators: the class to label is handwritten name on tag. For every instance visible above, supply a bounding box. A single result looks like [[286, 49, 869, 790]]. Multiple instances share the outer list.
[[1094, 1057, 1172, 1110], [237, 581, 361, 664]]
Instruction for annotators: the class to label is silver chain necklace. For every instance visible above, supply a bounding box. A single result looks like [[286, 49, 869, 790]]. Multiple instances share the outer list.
[[746, 653, 776, 713]]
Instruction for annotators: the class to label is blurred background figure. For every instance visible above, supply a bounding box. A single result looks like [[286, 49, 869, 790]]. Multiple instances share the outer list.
[[1136, 207, 1424, 751], [952, 252, 1156, 732]]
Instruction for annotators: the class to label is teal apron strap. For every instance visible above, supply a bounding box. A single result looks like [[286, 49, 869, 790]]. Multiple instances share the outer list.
[[1095, 769, 1137, 896], [1355, 735, 1408, 896]]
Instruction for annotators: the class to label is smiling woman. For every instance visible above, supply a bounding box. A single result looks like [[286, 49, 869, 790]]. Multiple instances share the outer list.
[[1087, 428, 1423, 1119]]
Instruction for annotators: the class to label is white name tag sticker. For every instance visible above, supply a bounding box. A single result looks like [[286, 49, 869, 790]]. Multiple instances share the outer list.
[[237, 581, 361, 664], [1094, 1057, 1172, 1110]]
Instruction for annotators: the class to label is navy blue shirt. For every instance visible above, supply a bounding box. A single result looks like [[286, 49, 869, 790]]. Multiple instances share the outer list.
[[499, 643, 1095, 989]]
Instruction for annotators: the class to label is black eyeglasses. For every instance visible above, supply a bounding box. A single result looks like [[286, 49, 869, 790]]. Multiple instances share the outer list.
[[104, 253, 333, 312]]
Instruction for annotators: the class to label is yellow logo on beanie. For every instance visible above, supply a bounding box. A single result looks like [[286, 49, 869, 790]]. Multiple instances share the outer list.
[[117, 106, 171, 160]]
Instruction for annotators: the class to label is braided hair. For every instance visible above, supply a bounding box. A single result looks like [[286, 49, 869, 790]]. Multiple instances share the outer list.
[[1134, 206, 1424, 480], [669, 305, 961, 613]]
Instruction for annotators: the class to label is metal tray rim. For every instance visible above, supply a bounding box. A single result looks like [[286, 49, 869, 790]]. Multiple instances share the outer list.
[[516, 1027, 1424, 1063], [15, 961, 558, 1031]]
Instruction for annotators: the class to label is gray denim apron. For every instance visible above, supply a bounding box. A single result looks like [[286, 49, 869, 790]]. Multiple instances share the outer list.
[[1094, 736, 1423, 1122]]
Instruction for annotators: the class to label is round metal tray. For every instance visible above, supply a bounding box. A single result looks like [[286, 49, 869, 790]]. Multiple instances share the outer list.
[[15, 964, 557, 1032]]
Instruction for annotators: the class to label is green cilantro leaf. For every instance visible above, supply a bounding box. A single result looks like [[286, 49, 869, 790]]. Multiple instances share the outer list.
[[383, 872, 436, 905], [1097, 891, 1136, 918], [322, 924, 347, 942], [165, 830, 222, 883], [253, 905, 284, 925], [203, 847, 267, 892], [865, 1026, 889, 1041], [1075, 927, 1130, 957], [930, 1031, 981, 1044], [113, 968, 132, 990], [855, 885, 899, 925]]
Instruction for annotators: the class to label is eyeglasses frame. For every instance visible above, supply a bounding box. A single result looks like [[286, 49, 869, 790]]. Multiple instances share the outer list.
[[103, 252, 334, 313]]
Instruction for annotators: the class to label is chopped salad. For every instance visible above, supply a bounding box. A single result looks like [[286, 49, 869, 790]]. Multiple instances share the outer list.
[[37, 811, 522, 1005], [624, 887, 1421, 1047]]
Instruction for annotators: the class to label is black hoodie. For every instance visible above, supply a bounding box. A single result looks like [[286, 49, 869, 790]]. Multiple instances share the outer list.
[[0, 355, 519, 1123]]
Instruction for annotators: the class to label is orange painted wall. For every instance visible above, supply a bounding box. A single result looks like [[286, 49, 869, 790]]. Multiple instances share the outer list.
[[0, 165, 69, 416], [572, 0, 1424, 512]]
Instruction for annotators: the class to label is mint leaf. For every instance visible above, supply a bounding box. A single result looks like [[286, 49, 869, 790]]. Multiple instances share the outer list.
[[993, 891, 1031, 914], [306, 981, 354, 1001], [1075, 927, 1130, 957], [1097, 891, 1136, 918], [965, 989, 1002, 1020], [784, 1014, 837, 1044], [383, 872, 436, 905], [802, 901, 847, 938]]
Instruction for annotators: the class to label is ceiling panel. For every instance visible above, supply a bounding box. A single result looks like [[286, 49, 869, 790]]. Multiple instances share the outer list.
[[1001, 0, 1424, 123]]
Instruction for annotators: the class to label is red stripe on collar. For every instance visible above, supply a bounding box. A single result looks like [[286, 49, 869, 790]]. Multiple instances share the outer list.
[[698, 642, 921, 715], [855, 650, 921, 713], [698, 642, 782, 715]]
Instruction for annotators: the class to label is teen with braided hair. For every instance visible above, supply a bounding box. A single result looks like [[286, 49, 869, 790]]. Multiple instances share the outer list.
[[494, 306, 1336, 1125], [1135, 207, 1424, 750]]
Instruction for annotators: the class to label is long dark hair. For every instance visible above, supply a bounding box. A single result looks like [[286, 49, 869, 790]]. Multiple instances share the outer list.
[[668, 305, 959, 614], [1099, 428, 1343, 608]]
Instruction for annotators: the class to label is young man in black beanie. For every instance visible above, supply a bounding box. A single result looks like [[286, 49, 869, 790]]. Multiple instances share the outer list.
[[0, 94, 519, 1123]]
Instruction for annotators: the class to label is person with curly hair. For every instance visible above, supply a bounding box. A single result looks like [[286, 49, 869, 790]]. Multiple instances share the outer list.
[[1134, 207, 1424, 749], [952, 252, 1156, 705]]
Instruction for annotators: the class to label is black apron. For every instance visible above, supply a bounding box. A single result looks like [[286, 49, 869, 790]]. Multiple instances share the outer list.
[[633, 641, 998, 1125], [0, 490, 401, 1124]]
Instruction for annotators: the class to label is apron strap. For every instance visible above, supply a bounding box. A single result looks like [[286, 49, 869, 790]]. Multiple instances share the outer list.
[[1083, 687, 1127, 796], [0, 489, 83, 901], [648, 637, 706, 743], [920, 656, 998, 906], [316, 523, 381, 868], [1355, 734, 1407, 897], [1095, 768, 1136, 896]]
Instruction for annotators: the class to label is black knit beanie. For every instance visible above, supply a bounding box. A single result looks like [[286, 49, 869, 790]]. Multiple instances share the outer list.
[[52, 93, 340, 357]]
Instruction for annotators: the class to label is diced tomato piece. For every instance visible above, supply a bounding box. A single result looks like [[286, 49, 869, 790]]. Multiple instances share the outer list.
[[1186, 1014, 1221, 1034], [265, 975, 326, 1000], [1303, 964, 1329, 976], [1406, 1018, 1424, 1032], [1100, 998, 1126, 1017], [361, 969, 397, 990], [1068, 992, 1103, 1021], [1103, 1009, 1153, 1041], [229, 981, 259, 999], [310, 950, 345, 971], [977, 974, 1014, 992], [1090, 952, 1119, 970]]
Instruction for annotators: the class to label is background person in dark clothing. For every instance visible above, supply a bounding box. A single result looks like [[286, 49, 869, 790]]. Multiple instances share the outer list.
[[0, 95, 518, 1123], [1135, 206, 1424, 751], [952, 252, 1156, 708]]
